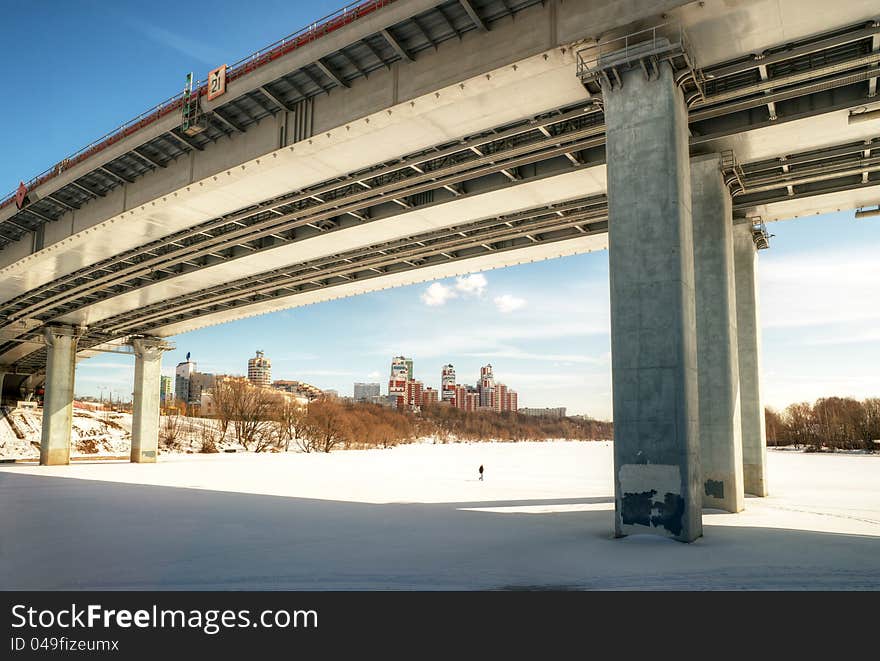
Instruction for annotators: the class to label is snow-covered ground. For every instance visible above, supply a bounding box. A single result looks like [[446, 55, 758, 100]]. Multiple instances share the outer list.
[[1, 441, 878, 590], [0, 407, 132, 459], [0, 408, 248, 460]]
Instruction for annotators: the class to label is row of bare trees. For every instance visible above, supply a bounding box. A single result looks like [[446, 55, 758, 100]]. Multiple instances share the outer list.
[[418, 404, 613, 442], [160, 380, 417, 454], [159, 378, 612, 454], [765, 397, 880, 451]]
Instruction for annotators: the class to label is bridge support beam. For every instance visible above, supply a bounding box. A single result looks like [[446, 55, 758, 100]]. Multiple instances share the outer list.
[[605, 62, 702, 542], [40, 326, 79, 466], [131, 338, 167, 463], [733, 223, 768, 496], [691, 154, 744, 513]]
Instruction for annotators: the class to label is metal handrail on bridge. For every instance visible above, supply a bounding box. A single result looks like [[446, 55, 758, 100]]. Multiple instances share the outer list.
[[575, 22, 705, 108], [576, 23, 695, 87], [1, 0, 397, 211]]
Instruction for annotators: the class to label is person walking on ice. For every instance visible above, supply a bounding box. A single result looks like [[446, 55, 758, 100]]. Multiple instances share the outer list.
[[478, 464, 484, 481]]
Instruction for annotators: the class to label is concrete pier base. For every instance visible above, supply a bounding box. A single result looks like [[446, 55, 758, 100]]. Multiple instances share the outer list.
[[605, 63, 702, 542], [692, 154, 744, 513], [130, 338, 165, 464], [733, 223, 768, 496], [40, 327, 79, 466]]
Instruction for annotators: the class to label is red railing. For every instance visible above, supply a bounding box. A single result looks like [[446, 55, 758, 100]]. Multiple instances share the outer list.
[[2, 0, 397, 211]]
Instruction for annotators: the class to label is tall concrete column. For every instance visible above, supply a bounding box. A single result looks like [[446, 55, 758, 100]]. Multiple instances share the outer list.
[[733, 223, 768, 496], [131, 338, 166, 463], [40, 326, 79, 466], [605, 62, 702, 542], [691, 154, 744, 513]]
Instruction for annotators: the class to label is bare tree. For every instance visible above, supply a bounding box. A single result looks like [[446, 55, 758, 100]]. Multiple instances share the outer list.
[[303, 397, 350, 453], [274, 398, 308, 452], [212, 378, 275, 451], [197, 422, 220, 453], [160, 412, 185, 449]]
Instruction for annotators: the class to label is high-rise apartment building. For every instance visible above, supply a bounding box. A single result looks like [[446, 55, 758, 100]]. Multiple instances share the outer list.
[[174, 357, 196, 403], [452, 384, 480, 411], [441, 364, 456, 402], [478, 363, 495, 408], [405, 380, 424, 408], [493, 383, 518, 412], [159, 375, 173, 404], [248, 350, 271, 387], [354, 382, 381, 401], [388, 356, 412, 398], [423, 388, 439, 406], [174, 354, 215, 405]]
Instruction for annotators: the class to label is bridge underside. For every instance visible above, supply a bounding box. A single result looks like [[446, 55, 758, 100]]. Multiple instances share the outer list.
[[1, 0, 878, 539]]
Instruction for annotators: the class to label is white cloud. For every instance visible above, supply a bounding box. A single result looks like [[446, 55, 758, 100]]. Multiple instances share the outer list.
[[367, 371, 381, 379], [494, 294, 526, 313], [455, 273, 487, 296], [421, 282, 457, 307]]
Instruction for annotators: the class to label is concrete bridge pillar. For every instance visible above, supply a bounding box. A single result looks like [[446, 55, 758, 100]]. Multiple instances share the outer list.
[[691, 154, 744, 513], [130, 338, 168, 463], [733, 223, 768, 496], [40, 326, 79, 466], [605, 62, 702, 542]]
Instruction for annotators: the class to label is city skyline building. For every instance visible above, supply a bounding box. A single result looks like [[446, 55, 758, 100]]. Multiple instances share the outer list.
[[388, 356, 412, 399], [272, 380, 323, 401], [478, 364, 495, 408], [247, 350, 272, 387], [441, 364, 456, 402], [519, 407, 566, 418], [174, 354, 216, 405], [174, 356, 195, 403], [159, 375, 173, 405], [423, 388, 439, 406], [354, 382, 381, 401]]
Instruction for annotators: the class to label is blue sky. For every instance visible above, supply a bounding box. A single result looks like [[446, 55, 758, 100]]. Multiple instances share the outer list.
[[2, 1, 879, 418]]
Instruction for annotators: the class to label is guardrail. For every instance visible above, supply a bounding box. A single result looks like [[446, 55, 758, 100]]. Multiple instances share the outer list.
[[575, 22, 692, 87], [2, 0, 397, 212]]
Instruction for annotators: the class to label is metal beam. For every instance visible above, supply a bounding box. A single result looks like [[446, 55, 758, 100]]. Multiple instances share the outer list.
[[166, 130, 203, 151], [757, 64, 778, 121], [380, 28, 413, 63], [337, 49, 366, 79], [283, 76, 309, 100], [300, 67, 327, 94], [361, 38, 388, 69], [99, 164, 134, 184], [2, 217, 32, 233], [315, 59, 349, 88], [459, 0, 488, 32], [259, 85, 292, 111], [70, 180, 103, 198], [436, 6, 460, 39], [870, 33, 880, 98], [212, 109, 244, 133], [411, 16, 436, 49], [704, 22, 880, 80], [47, 195, 78, 211], [22, 207, 54, 224], [132, 148, 166, 169]]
